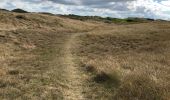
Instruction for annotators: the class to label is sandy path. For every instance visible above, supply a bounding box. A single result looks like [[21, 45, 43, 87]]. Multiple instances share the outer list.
[[61, 33, 85, 100]]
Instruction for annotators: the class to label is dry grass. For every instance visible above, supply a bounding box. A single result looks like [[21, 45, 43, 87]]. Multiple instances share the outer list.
[[0, 10, 170, 99], [0, 11, 96, 31], [76, 22, 170, 99], [0, 11, 98, 99]]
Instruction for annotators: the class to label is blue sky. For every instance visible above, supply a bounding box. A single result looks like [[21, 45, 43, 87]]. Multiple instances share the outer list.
[[0, 0, 170, 20]]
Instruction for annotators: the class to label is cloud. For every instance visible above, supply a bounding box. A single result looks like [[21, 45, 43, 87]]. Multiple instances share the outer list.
[[48, 0, 135, 5], [0, 0, 170, 20]]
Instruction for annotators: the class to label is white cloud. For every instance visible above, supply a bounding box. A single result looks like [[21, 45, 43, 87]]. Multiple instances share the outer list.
[[0, 0, 170, 20]]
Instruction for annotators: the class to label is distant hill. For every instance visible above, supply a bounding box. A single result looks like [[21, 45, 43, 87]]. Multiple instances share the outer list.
[[60, 14, 155, 24], [39, 12, 56, 16], [11, 8, 28, 13], [0, 8, 9, 12]]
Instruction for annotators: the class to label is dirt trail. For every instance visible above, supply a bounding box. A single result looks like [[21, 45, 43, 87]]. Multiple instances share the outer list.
[[61, 33, 85, 100], [0, 27, 26, 32]]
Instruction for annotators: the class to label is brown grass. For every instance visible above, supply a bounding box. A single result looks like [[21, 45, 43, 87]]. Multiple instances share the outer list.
[[0, 11, 98, 99], [0, 10, 170, 99], [0, 11, 96, 31], [76, 22, 170, 99]]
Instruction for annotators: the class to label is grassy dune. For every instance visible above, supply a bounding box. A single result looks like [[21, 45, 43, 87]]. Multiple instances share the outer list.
[[0, 10, 170, 99], [77, 22, 170, 100], [0, 11, 97, 99]]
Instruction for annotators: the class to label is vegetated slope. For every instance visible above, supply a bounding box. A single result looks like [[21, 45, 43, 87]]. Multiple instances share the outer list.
[[0, 10, 97, 99], [0, 10, 96, 31], [0, 9, 170, 100], [76, 22, 170, 100], [60, 14, 155, 24]]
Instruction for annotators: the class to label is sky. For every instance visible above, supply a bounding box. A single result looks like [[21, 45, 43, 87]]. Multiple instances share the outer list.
[[0, 0, 170, 20]]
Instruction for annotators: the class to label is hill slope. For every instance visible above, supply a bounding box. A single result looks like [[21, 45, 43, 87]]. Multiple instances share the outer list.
[[0, 11, 96, 31], [0, 10, 98, 99], [0, 10, 170, 99]]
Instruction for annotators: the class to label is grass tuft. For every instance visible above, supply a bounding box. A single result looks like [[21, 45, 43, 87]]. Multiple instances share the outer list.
[[8, 70, 20, 75], [15, 15, 27, 20], [114, 74, 166, 100], [94, 71, 120, 87]]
